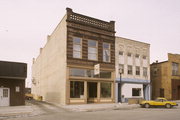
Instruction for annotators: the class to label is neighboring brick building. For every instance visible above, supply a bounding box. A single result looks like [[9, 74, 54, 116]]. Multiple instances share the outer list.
[[0, 61, 27, 106], [32, 8, 116, 104], [115, 37, 151, 103], [151, 53, 180, 100]]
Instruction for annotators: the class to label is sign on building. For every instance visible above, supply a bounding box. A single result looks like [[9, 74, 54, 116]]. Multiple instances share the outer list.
[[94, 64, 100, 75]]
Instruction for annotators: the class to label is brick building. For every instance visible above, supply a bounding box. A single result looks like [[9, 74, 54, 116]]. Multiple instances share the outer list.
[[151, 53, 180, 100], [32, 8, 116, 104]]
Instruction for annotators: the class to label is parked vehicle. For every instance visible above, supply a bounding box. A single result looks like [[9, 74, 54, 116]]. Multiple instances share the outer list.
[[140, 97, 178, 108], [25, 93, 33, 100]]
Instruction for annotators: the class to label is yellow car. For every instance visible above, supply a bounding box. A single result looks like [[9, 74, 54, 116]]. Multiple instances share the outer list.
[[140, 97, 178, 108]]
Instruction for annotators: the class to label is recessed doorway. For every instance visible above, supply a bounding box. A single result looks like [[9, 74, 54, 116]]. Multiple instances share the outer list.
[[87, 82, 97, 103]]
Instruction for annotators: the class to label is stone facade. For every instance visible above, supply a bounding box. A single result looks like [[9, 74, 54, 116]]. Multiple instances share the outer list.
[[115, 37, 151, 102], [32, 8, 116, 105], [151, 53, 180, 100]]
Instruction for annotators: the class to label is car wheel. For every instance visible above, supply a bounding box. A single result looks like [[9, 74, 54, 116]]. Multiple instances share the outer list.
[[145, 103, 150, 108], [165, 104, 171, 108]]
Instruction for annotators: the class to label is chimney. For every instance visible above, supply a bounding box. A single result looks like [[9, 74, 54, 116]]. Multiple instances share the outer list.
[[40, 48, 43, 53], [32, 58, 35, 64]]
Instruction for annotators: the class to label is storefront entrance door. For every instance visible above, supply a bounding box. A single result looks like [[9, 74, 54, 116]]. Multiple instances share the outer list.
[[0, 88, 10, 106], [87, 82, 97, 103]]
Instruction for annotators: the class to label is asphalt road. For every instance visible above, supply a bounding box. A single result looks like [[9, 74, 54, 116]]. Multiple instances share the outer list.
[[4, 101, 180, 120]]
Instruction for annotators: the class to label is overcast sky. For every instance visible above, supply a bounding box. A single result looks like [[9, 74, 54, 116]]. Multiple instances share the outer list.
[[0, 0, 180, 87]]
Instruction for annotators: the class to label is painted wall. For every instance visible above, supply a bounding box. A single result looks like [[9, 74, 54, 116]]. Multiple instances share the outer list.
[[115, 37, 150, 80], [32, 15, 67, 105], [121, 83, 143, 98], [115, 37, 151, 101]]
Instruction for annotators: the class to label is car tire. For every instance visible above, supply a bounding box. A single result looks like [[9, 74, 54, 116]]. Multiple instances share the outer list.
[[145, 103, 150, 108], [165, 104, 171, 108]]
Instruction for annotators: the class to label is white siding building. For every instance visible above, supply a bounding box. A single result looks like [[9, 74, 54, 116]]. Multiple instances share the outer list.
[[115, 37, 151, 103]]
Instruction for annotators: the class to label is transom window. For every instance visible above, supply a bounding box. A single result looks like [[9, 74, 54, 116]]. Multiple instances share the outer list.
[[70, 68, 111, 78], [103, 43, 111, 62], [73, 37, 82, 58], [88, 40, 98, 60]]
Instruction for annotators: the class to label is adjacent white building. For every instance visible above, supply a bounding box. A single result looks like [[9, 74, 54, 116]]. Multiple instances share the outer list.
[[115, 37, 151, 102]]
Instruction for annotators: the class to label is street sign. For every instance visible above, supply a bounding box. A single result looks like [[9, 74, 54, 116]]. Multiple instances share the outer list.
[[94, 64, 100, 75]]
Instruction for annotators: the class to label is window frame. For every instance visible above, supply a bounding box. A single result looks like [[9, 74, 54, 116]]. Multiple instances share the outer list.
[[136, 66, 140, 75], [70, 81, 84, 98], [103, 42, 111, 62], [88, 40, 98, 61], [119, 64, 124, 74], [132, 88, 141, 96], [73, 37, 82, 59], [100, 82, 112, 98], [128, 65, 133, 75], [143, 67, 148, 77]]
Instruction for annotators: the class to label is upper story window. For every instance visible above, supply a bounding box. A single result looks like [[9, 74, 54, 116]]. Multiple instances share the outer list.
[[119, 51, 123, 55], [143, 67, 148, 77], [172, 62, 179, 76], [119, 64, 124, 74], [143, 55, 147, 59], [73, 37, 82, 58], [103, 43, 110, 62], [88, 40, 98, 60], [128, 65, 133, 75], [136, 66, 140, 75], [127, 53, 132, 57], [135, 54, 140, 58]]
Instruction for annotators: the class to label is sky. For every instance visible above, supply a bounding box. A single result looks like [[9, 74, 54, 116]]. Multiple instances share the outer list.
[[0, 0, 180, 87]]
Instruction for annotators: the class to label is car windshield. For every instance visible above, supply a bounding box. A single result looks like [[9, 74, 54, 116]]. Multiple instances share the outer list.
[[155, 99, 163, 102], [155, 98, 167, 102]]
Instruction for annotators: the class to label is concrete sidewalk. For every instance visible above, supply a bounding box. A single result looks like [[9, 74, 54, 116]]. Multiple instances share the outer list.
[[0, 106, 33, 117], [61, 103, 139, 112]]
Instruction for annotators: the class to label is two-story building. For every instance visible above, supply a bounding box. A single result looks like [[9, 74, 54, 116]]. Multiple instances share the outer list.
[[32, 8, 116, 104], [115, 37, 151, 103], [151, 53, 180, 100]]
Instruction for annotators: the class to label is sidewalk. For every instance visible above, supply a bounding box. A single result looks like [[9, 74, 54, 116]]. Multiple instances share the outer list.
[[0, 106, 33, 117], [61, 103, 139, 112]]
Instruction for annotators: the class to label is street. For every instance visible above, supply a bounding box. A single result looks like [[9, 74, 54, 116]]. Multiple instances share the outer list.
[[1, 100, 180, 120]]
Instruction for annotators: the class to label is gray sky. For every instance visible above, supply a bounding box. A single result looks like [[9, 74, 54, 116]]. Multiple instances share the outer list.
[[0, 0, 180, 87]]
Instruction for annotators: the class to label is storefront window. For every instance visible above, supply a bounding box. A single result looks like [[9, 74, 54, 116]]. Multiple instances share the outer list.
[[100, 82, 111, 98], [70, 81, 84, 98], [132, 88, 141, 96]]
